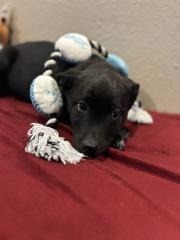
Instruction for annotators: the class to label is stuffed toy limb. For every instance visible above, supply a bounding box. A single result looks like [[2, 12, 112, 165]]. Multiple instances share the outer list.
[[127, 100, 153, 124], [26, 33, 153, 164]]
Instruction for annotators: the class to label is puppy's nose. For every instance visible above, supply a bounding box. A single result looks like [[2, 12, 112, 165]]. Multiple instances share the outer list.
[[82, 141, 98, 157]]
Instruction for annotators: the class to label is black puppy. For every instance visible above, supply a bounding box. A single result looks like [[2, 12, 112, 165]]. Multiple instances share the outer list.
[[0, 42, 139, 157], [57, 56, 139, 156]]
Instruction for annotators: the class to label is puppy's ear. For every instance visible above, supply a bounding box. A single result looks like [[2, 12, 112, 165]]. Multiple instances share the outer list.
[[121, 77, 139, 109], [57, 69, 81, 92], [129, 79, 140, 108]]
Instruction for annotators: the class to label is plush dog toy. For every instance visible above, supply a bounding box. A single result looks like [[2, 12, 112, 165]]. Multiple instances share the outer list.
[[26, 33, 153, 164]]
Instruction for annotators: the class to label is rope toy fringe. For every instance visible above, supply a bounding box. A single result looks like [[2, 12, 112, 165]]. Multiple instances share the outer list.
[[25, 122, 85, 164]]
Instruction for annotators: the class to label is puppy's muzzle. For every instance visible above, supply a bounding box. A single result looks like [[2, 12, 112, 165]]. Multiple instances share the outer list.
[[81, 140, 98, 157]]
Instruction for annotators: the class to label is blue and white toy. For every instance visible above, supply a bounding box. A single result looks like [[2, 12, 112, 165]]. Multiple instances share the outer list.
[[106, 53, 129, 76], [30, 33, 129, 117]]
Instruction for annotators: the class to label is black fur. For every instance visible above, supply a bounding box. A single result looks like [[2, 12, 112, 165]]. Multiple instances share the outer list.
[[57, 56, 139, 156], [0, 42, 139, 157]]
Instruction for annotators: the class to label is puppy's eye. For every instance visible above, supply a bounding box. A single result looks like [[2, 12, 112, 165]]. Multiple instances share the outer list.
[[77, 102, 88, 112], [112, 110, 120, 120]]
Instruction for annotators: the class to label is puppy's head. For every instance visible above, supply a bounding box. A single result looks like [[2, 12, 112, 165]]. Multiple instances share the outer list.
[[57, 60, 139, 157]]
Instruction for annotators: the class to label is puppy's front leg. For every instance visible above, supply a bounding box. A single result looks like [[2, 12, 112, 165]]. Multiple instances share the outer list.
[[111, 127, 129, 150]]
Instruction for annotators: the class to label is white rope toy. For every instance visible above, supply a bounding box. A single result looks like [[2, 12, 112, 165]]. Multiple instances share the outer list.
[[25, 122, 85, 164]]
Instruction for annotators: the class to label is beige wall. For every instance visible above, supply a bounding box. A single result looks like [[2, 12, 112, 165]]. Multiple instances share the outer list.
[[1, 0, 180, 113]]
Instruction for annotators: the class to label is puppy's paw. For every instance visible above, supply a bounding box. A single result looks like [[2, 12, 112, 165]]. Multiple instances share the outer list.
[[111, 128, 129, 150], [117, 139, 126, 150], [111, 137, 126, 150], [127, 108, 153, 124]]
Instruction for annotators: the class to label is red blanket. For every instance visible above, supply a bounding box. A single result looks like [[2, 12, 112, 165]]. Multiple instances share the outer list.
[[0, 97, 180, 240]]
